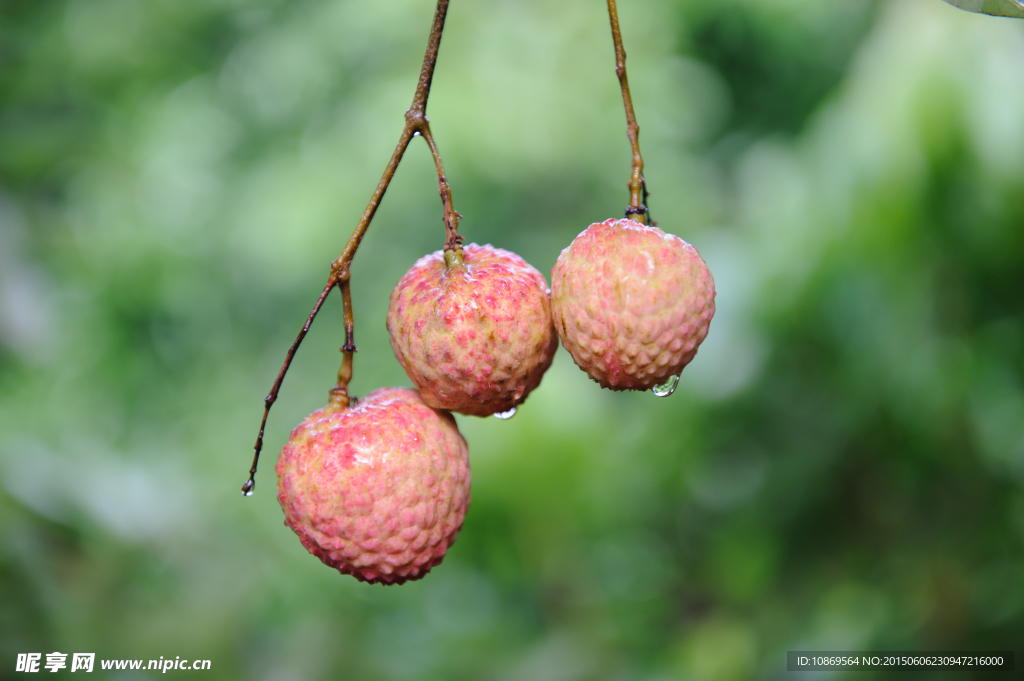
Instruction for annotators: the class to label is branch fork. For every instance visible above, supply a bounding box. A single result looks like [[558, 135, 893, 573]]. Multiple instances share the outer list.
[[243, 0, 459, 496], [243, 0, 654, 496]]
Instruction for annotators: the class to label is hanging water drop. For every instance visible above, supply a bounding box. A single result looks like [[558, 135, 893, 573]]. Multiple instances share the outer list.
[[494, 407, 517, 420], [242, 477, 255, 497], [652, 374, 680, 397]]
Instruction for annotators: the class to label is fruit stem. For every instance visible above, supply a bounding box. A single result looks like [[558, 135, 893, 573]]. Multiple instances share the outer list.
[[340, 277, 357, 357], [420, 120, 463, 251], [331, 277, 355, 410], [328, 347, 353, 410], [607, 0, 654, 226], [243, 0, 458, 496]]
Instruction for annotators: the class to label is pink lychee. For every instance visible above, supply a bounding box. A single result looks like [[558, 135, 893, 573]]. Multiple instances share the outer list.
[[387, 243, 558, 417], [275, 387, 470, 584], [550, 218, 715, 391]]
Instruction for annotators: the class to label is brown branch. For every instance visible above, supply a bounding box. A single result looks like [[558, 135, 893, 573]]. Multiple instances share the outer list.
[[241, 281, 335, 496], [242, 0, 459, 496], [607, 0, 650, 225]]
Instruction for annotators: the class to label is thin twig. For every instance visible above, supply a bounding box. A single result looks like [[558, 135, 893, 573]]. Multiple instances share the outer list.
[[242, 281, 335, 496], [607, 0, 649, 224], [421, 122, 462, 251], [640, 172, 655, 226], [339, 278, 356, 354], [242, 0, 459, 495]]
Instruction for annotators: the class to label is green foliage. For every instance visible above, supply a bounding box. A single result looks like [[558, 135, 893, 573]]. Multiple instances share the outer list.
[[944, 0, 1024, 19], [2, 0, 1024, 679]]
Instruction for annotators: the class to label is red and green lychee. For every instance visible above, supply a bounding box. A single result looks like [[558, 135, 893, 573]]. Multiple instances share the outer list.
[[387, 243, 557, 417], [550, 218, 715, 391], [276, 387, 470, 584]]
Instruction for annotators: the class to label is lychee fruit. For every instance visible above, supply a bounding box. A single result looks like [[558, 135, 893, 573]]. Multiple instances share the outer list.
[[387, 243, 558, 417], [275, 387, 470, 584], [550, 218, 715, 391]]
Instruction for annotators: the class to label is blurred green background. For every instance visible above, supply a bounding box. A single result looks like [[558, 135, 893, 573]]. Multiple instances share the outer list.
[[2, 0, 1023, 678]]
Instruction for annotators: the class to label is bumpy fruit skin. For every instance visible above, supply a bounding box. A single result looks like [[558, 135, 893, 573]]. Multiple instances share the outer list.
[[550, 218, 715, 391], [387, 243, 557, 416], [276, 387, 470, 584]]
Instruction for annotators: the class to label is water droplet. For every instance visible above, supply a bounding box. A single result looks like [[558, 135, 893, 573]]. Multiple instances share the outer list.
[[494, 407, 517, 420], [652, 374, 680, 397], [241, 478, 255, 497]]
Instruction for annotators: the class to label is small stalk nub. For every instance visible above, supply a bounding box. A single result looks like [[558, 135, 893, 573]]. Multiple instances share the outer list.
[[328, 387, 351, 410], [444, 245, 465, 269]]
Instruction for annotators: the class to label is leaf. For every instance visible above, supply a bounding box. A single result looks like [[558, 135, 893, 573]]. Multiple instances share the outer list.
[[943, 0, 1024, 18]]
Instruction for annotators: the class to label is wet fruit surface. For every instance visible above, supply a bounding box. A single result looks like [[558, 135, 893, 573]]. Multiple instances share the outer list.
[[276, 387, 470, 584], [387, 243, 557, 416], [550, 218, 716, 391]]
